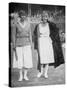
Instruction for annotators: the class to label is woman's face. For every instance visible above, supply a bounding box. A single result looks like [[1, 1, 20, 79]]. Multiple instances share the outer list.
[[20, 16, 26, 22], [42, 13, 48, 23]]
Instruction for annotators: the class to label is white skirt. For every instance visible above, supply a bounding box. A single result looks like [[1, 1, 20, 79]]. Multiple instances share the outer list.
[[13, 45, 33, 69], [38, 36, 54, 64]]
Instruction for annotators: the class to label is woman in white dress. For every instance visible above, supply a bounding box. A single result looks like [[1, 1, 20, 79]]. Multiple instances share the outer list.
[[37, 11, 54, 78]]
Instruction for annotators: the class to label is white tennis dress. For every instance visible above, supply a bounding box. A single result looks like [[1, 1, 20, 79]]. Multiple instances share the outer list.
[[38, 23, 54, 64]]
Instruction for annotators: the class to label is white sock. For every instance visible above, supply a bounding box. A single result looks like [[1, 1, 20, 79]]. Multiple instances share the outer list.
[[44, 64, 49, 76], [18, 70, 23, 81], [24, 69, 29, 80]]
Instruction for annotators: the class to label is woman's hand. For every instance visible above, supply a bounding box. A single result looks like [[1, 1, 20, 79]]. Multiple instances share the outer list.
[[11, 42, 16, 51]]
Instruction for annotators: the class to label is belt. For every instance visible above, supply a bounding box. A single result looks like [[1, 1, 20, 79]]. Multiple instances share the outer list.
[[39, 35, 49, 37], [16, 36, 30, 38]]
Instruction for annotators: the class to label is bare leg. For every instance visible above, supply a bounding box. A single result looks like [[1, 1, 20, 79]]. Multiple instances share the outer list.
[[18, 69, 23, 81], [24, 69, 29, 80], [44, 64, 49, 78], [37, 65, 43, 78]]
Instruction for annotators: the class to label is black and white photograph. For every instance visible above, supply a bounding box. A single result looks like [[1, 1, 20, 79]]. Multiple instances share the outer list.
[[9, 2, 65, 87]]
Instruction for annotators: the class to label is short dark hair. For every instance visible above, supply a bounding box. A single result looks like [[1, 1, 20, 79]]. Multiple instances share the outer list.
[[18, 10, 27, 18]]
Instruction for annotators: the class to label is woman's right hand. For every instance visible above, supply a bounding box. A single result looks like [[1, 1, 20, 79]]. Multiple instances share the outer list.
[[11, 42, 16, 51]]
